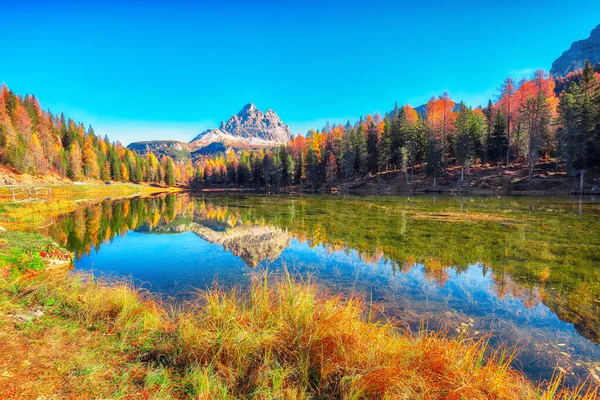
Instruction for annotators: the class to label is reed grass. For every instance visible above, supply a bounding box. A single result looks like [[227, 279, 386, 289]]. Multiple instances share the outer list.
[[1, 262, 598, 399]]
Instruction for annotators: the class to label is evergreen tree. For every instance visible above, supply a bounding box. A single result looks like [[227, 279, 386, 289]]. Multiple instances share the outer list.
[[352, 118, 368, 176], [165, 157, 176, 186], [305, 145, 321, 190], [425, 139, 442, 186], [366, 119, 379, 173], [488, 109, 507, 164], [341, 127, 355, 179], [483, 100, 494, 162], [453, 103, 474, 182], [378, 115, 393, 171]]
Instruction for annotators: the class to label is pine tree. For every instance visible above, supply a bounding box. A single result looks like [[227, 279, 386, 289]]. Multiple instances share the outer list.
[[378, 115, 392, 171], [483, 100, 494, 162], [305, 145, 321, 190], [352, 118, 368, 176], [488, 109, 507, 164], [425, 139, 442, 186], [366, 118, 379, 174], [453, 103, 474, 183], [165, 157, 176, 186], [341, 126, 355, 180], [557, 62, 600, 190]]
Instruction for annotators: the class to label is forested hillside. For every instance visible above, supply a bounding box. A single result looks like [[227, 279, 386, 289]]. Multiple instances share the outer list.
[[0, 85, 192, 186], [2, 63, 600, 191], [194, 65, 600, 191]]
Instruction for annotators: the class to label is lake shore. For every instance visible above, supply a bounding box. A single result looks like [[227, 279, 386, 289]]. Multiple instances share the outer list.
[[0, 238, 597, 399], [1, 187, 599, 398], [0, 182, 182, 230], [192, 162, 600, 197]]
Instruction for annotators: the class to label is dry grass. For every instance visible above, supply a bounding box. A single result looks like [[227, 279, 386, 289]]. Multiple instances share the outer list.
[[1, 264, 598, 399]]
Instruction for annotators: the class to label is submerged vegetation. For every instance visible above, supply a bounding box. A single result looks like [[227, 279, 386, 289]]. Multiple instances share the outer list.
[[2, 191, 600, 397], [31, 193, 600, 345], [1, 247, 598, 398]]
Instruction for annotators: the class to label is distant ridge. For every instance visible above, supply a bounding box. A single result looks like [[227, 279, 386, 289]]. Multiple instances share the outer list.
[[128, 103, 292, 159]]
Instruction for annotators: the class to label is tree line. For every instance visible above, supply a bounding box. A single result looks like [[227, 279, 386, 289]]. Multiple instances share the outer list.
[[194, 64, 600, 190], [2, 63, 599, 190], [0, 84, 194, 186]]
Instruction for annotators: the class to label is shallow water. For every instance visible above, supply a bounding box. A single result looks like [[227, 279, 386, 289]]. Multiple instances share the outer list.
[[35, 193, 600, 385]]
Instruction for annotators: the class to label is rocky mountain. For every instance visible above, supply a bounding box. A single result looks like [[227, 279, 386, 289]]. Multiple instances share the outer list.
[[551, 24, 600, 77], [140, 220, 291, 268], [128, 103, 292, 159], [189, 103, 292, 153]]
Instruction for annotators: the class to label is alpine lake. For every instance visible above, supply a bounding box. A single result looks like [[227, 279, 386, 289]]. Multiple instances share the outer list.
[[18, 193, 600, 386]]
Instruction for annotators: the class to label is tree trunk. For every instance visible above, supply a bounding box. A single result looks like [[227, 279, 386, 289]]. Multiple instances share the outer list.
[[460, 167, 464, 184], [580, 169, 585, 194]]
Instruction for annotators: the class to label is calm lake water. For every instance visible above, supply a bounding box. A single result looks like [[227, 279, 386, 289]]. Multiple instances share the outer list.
[[37, 193, 600, 386]]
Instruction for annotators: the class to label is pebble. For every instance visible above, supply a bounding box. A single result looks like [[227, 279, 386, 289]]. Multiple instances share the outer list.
[[9, 310, 45, 323]]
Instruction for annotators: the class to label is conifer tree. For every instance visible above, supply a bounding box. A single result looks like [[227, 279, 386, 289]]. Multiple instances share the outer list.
[[488, 109, 507, 164]]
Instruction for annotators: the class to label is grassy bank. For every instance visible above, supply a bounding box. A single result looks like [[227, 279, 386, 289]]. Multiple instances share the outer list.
[[0, 183, 182, 230], [0, 236, 597, 399]]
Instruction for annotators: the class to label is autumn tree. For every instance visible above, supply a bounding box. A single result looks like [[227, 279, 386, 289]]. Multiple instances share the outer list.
[[67, 142, 83, 180], [426, 92, 456, 169]]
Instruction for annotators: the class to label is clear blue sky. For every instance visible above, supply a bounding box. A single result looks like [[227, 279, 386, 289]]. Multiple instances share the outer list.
[[1, 0, 599, 144]]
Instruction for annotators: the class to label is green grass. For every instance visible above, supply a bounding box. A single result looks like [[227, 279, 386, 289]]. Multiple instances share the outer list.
[[0, 182, 182, 230], [1, 191, 600, 397]]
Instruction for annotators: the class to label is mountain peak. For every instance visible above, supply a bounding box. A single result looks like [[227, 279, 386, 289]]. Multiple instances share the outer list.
[[551, 24, 600, 76], [240, 103, 257, 114], [189, 103, 292, 152]]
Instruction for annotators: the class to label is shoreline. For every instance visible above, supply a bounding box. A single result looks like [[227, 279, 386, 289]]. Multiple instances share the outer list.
[[0, 182, 183, 230], [188, 185, 597, 198], [1, 242, 597, 398], [190, 162, 600, 198], [0, 185, 598, 398]]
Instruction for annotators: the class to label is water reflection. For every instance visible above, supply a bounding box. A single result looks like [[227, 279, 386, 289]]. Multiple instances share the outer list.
[[33, 193, 600, 385]]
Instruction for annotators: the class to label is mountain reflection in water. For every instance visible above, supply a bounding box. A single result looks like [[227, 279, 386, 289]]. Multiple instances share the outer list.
[[33, 193, 600, 386]]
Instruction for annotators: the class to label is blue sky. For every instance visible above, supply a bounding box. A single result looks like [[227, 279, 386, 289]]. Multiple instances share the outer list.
[[1, 0, 599, 144]]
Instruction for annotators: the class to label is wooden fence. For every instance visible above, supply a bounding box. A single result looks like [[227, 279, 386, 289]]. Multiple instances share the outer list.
[[7, 186, 52, 202]]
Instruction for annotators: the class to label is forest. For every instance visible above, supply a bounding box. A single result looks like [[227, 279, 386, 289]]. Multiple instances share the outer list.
[[2, 63, 600, 190], [194, 64, 600, 191], [0, 85, 194, 185]]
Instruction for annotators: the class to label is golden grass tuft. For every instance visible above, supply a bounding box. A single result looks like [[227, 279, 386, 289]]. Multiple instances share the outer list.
[[172, 272, 598, 399], [1, 268, 598, 399]]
